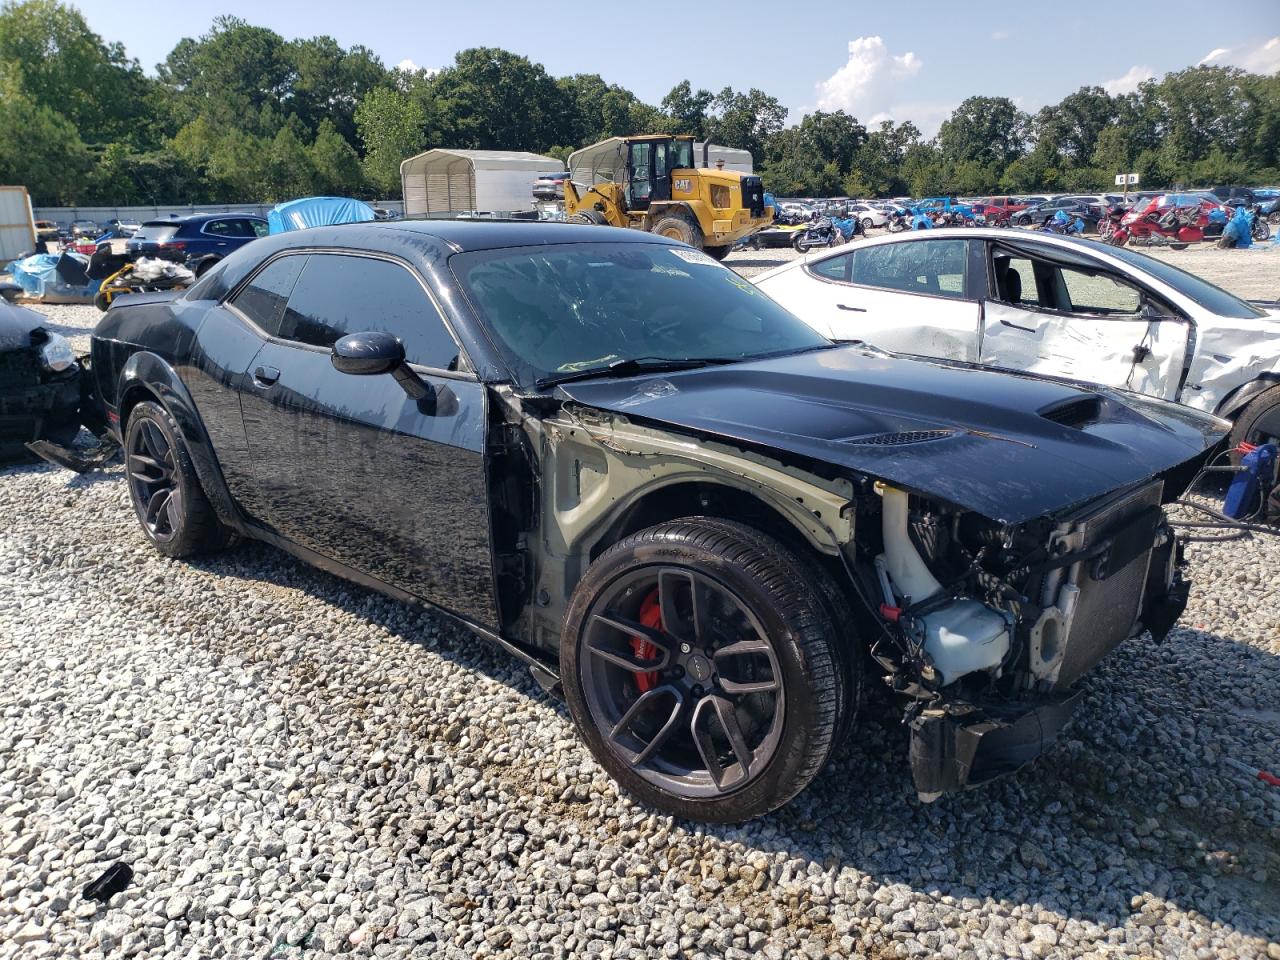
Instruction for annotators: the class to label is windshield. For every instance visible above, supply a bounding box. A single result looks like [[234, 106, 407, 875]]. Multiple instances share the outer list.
[[1104, 244, 1268, 319], [671, 139, 694, 169], [133, 222, 180, 243], [452, 241, 831, 386]]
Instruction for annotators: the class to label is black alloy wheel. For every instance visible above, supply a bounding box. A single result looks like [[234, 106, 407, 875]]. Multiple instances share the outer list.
[[578, 565, 786, 798], [562, 519, 855, 822], [1229, 385, 1280, 458], [127, 415, 183, 544], [124, 401, 234, 558]]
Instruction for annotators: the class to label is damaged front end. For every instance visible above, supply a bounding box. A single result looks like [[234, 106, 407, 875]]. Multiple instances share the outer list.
[[23, 352, 119, 473], [864, 478, 1191, 801]]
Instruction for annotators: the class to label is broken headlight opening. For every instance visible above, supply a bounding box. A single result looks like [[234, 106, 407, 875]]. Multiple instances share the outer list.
[[857, 480, 1187, 801]]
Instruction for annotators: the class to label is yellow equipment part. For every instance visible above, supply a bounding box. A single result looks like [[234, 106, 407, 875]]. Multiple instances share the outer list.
[[564, 135, 773, 257]]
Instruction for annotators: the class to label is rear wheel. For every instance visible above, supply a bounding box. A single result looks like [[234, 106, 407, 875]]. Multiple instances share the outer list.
[[124, 401, 235, 558], [861, 217, 874, 231], [569, 210, 609, 226], [652, 215, 703, 250], [1252, 218, 1271, 242], [561, 519, 854, 822]]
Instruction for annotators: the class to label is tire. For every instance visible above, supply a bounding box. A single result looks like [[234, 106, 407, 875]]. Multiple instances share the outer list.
[[651, 215, 703, 250], [124, 401, 235, 558], [1170, 242, 1189, 251], [792, 237, 811, 253], [1252, 220, 1271, 242], [561, 518, 853, 822], [94, 289, 111, 312], [1228, 385, 1280, 453], [704, 245, 731, 261], [569, 210, 609, 226], [1016, 215, 1031, 226], [861, 217, 874, 231], [193, 258, 218, 278]]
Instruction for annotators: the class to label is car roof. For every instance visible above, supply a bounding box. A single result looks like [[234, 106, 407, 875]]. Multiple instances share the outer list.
[[141, 213, 266, 226], [365, 218, 680, 253]]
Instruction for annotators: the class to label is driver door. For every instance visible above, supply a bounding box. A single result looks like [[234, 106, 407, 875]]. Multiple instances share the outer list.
[[979, 247, 1189, 398], [627, 142, 653, 211]]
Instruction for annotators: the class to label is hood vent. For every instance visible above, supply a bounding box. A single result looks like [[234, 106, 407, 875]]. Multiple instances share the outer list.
[[1039, 395, 1103, 428], [842, 429, 955, 446]]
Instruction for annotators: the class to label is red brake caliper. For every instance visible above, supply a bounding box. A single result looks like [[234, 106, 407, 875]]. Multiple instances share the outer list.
[[633, 589, 663, 692]]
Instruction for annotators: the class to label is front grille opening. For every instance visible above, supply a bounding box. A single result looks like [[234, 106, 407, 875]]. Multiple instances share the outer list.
[[842, 429, 955, 446], [1039, 395, 1103, 428]]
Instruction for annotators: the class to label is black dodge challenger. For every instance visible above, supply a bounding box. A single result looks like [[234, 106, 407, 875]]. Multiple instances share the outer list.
[[71, 220, 1226, 822]]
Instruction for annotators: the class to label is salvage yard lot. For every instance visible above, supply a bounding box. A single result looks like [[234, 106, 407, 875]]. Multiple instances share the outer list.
[[1, 246, 1279, 959]]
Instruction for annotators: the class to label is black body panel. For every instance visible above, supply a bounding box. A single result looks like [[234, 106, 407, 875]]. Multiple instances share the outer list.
[[560, 346, 1226, 523]]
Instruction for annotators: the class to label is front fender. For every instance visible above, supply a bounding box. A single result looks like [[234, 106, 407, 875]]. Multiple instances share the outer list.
[[1214, 372, 1280, 420], [116, 351, 242, 529]]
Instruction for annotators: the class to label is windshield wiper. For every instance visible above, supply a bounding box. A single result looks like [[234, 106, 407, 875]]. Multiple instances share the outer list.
[[536, 356, 738, 389]]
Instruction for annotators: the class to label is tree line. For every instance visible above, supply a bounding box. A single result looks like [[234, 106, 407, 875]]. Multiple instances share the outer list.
[[1, 0, 1277, 207]]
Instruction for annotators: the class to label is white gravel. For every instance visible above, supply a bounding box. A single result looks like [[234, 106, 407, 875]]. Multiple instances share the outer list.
[[2, 289, 1279, 959]]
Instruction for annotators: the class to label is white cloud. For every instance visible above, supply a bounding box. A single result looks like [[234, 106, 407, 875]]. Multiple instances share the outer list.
[[1200, 36, 1280, 73], [867, 100, 956, 139], [815, 36, 923, 118], [395, 59, 440, 77], [1102, 65, 1154, 95], [991, 30, 1010, 41]]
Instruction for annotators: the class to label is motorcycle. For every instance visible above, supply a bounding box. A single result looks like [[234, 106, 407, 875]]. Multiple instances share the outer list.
[[1098, 207, 1127, 245], [792, 215, 860, 252], [1112, 205, 1203, 250], [1040, 209, 1086, 236], [886, 208, 910, 232]]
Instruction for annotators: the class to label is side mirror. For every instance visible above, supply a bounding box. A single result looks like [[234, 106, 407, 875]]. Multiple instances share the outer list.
[[332, 331, 433, 402]]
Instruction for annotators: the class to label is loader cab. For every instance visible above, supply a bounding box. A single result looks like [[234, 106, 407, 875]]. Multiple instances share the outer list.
[[625, 137, 696, 211]]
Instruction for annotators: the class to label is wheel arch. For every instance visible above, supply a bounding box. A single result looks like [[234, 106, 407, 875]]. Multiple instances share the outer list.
[[116, 352, 241, 529], [1213, 372, 1280, 421]]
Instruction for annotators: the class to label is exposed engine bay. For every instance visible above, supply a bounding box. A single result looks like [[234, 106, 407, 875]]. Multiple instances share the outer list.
[[853, 479, 1186, 800]]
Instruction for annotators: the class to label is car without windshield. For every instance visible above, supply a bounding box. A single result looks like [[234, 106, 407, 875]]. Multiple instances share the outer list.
[[753, 227, 1280, 453], [66, 220, 1225, 822]]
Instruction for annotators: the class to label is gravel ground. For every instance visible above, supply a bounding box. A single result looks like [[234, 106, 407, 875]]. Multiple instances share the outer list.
[[2, 287, 1279, 960]]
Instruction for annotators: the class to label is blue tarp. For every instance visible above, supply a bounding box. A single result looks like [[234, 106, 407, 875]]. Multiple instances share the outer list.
[[268, 197, 376, 235], [1221, 206, 1254, 248], [6, 252, 99, 300]]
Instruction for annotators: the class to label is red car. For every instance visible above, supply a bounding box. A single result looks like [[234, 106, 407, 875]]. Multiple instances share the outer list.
[[977, 196, 1029, 224]]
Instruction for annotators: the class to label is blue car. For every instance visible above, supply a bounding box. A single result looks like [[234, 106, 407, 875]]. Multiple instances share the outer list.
[[126, 214, 268, 276]]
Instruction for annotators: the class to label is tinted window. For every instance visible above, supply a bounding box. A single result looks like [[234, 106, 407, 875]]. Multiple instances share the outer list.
[[230, 255, 307, 336], [246, 219, 269, 238], [851, 239, 968, 299], [280, 255, 459, 369], [809, 252, 852, 282], [132, 222, 179, 243], [451, 242, 829, 386]]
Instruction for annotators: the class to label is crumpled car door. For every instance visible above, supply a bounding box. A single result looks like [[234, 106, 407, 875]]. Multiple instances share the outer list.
[[979, 255, 1189, 398]]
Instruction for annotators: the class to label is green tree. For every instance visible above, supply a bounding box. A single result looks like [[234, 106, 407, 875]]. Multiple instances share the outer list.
[[661, 81, 713, 138], [0, 0, 152, 145], [705, 87, 786, 162], [355, 85, 427, 195], [0, 66, 89, 203], [310, 118, 367, 195], [262, 122, 315, 201], [286, 36, 388, 143], [937, 96, 1028, 169], [427, 47, 567, 151]]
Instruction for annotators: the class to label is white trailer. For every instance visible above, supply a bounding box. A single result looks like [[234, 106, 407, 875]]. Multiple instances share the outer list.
[[399, 149, 565, 216], [0, 186, 37, 261]]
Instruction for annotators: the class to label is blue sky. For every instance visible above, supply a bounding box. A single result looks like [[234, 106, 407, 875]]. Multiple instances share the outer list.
[[74, 0, 1280, 135]]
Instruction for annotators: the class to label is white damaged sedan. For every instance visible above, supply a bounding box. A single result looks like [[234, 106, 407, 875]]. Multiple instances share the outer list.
[[753, 228, 1280, 449]]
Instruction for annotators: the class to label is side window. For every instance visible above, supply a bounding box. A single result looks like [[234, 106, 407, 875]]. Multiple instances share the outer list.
[[992, 255, 1042, 308], [204, 219, 233, 236], [1055, 267, 1141, 315], [851, 239, 968, 299], [226, 219, 255, 238], [248, 220, 269, 238], [280, 254, 460, 370], [229, 255, 307, 336], [809, 252, 852, 282]]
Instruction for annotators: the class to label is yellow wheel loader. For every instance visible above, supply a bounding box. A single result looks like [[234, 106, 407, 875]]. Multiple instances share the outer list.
[[563, 135, 773, 259]]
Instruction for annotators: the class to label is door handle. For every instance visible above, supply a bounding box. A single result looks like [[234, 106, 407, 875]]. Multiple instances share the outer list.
[[836, 303, 866, 312], [253, 365, 280, 387]]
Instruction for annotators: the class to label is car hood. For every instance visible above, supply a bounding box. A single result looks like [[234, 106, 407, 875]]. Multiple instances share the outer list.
[[559, 346, 1227, 524], [0, 298, 46, 350]]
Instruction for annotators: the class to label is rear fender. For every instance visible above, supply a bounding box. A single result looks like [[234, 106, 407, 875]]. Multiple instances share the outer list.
[[116, 351, 243, 530]]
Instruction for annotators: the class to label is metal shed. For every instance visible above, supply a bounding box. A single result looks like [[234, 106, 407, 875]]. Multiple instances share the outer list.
[[567, 141, 753, 191], [399, 149, 565, 216]]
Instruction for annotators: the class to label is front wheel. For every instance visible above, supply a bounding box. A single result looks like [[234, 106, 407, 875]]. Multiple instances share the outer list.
[[1252, 219, 1271, 242], [861, 218, 874, 231], [704, 245, 731, 261], [1229, 385, 1280, 455], [792, 236, 811, 253], [561, 519, 855, 823]]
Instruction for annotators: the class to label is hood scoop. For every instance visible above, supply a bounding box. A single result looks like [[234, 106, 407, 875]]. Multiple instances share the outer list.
[[1039, 395, 1103, 428], [841, 429, 955, 446]]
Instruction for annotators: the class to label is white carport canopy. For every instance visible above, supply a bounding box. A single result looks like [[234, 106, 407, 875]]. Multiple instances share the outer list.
[[399, 149, 564, 215], [567, 140, 754, 192]]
